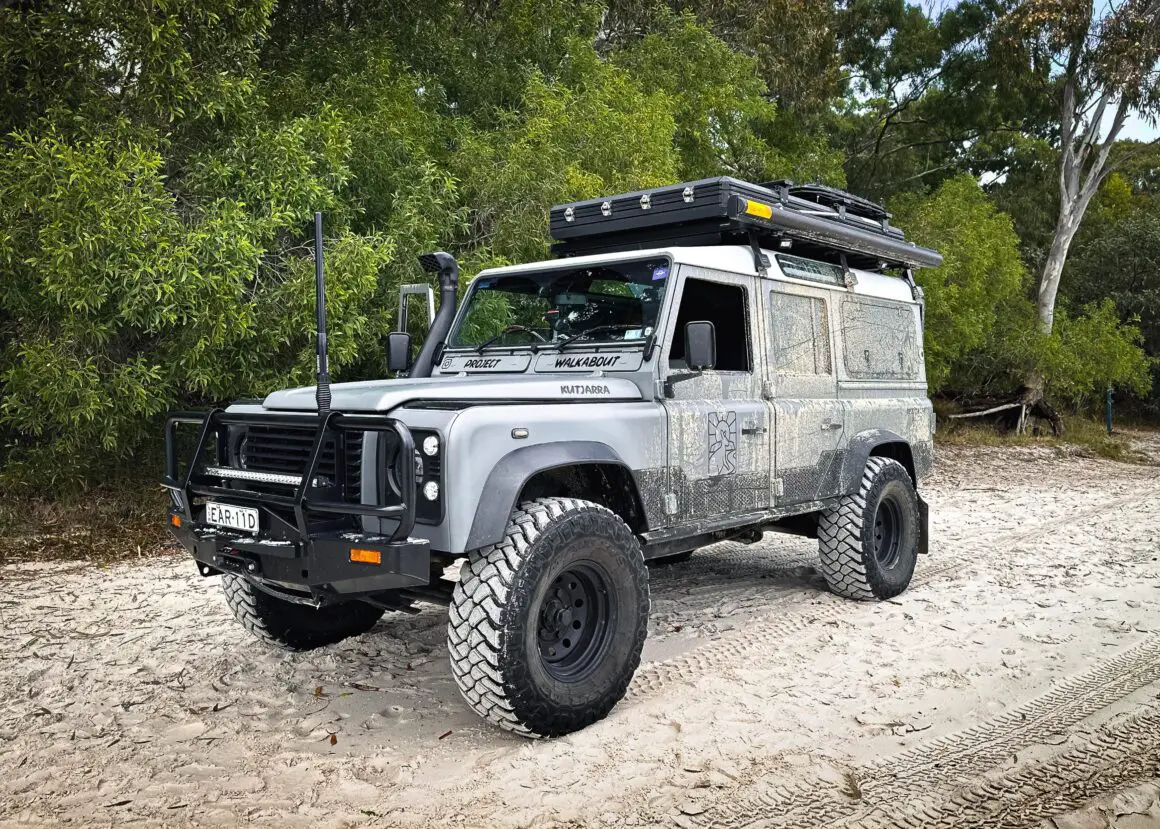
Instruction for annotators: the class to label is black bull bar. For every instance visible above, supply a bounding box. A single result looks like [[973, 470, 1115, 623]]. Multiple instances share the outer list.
[[163, 409, 430, 604]]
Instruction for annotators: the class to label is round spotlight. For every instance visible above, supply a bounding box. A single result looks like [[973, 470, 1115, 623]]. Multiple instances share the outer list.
[[422, 435, 440, 456], [423, 480, 440, 501]]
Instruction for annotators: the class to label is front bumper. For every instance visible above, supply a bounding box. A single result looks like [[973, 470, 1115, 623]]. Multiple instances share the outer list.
[[169, 516, 430, 600], [164, 408, 432, 604]]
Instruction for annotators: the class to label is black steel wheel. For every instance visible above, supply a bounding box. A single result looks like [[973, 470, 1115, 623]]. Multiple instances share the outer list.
[[537, 562, 615, 682], [448, 497, 649, 737], [817, 457, 920, 600], [872, 494, 903, 568]]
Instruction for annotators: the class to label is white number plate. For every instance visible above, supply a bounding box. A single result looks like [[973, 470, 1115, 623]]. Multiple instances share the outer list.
[[205, 502, 259, 533]]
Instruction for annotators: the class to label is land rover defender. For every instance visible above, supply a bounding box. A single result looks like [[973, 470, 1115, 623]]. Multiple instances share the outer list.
[[164, 177, 941, 737]]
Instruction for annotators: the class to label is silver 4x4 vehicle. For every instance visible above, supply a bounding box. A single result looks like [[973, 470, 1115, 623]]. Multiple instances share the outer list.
[[165, 177, 942, 737]]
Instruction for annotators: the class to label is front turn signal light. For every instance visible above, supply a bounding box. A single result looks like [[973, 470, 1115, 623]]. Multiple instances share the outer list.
[[350, 548, 382, 565], [170, 514, 182, 528]]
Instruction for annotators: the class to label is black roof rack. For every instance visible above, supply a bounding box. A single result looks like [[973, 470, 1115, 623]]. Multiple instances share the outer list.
[[549, 176, 943, 271]]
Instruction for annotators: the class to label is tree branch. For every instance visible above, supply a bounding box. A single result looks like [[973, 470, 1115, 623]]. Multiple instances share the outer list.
[[1073, 88, 1112, 170], [1079, 95, 1130, 203]]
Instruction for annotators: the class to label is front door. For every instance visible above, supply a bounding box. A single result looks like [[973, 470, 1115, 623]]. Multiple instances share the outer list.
[[662, 266, 771, 524], [765, 283, 845, 505]]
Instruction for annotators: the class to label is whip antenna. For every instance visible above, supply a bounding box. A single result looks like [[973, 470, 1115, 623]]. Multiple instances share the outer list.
[[314, 212, 331, 415]]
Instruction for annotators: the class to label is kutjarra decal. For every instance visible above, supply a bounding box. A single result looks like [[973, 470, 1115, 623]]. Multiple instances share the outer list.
[[438, 353, 532, 373], [534, 351, 644, 373], [560, 383, 612, 396]]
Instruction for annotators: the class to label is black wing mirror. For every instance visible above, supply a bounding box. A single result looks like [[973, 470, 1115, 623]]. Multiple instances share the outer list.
[[684, 320, 717, 371], [387, 331, 414, 374]]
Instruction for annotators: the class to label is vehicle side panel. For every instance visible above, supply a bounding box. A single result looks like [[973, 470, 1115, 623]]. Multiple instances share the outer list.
[[833, 297, 934, 487], [441, 401, 668, 553]]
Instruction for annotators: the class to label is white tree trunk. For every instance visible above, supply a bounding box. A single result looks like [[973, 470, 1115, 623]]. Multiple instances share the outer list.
[[1034, 90, 1128, 337], [1036, 209, 1083, 334]]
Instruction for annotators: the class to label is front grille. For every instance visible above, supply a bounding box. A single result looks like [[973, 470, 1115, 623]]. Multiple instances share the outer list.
[[238, 425, 363, 503]]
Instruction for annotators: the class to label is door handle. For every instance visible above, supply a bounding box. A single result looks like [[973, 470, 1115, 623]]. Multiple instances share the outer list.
[[821, 420, 842, 431], [741, 426, 767, 435]]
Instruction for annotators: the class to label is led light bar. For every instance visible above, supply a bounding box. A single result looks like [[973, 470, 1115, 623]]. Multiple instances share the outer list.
[[205, 466, 303, 486]]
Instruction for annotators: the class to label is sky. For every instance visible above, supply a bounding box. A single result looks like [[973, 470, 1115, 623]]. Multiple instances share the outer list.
[[1117, 112, 1158, 142]]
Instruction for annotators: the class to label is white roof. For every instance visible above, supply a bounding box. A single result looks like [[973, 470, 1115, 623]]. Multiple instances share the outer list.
[[477, 245, 916, 304]]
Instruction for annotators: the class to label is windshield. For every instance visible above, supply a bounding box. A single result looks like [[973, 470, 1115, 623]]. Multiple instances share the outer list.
[[448, 258, 671, 349]]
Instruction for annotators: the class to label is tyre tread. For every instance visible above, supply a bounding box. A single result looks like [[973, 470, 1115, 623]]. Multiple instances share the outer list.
[[818, 457, 916, 601], [447, 497, 647, 737]]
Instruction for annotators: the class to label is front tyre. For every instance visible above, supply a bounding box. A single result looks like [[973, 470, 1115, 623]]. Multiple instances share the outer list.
[[222, 575, 385, 651], [817, 457, 920, 601], [448, 497, 649, 737]]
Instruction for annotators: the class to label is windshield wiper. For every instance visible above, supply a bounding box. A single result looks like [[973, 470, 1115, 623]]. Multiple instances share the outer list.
[[474, 325, 547, 353], [556, 324, 640, 350]]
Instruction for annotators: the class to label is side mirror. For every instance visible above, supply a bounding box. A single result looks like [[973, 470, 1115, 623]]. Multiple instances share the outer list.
[[387, 331, 413, 373], [684, 321, 717, 371]]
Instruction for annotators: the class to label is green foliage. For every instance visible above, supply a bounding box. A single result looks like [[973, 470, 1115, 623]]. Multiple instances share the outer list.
[[1, 0, 848, 491], [891, 176, 1026, 393], [1064, 200, 1160, 413], [1044, 301, 1153, 407], [893, 175, 1152, 408], [0, 127, 399, 487], [1, 0, 1158, 494], [455, 41, 679, 265], [617, 12, 843, 184], [947, 291, 1152, 410]]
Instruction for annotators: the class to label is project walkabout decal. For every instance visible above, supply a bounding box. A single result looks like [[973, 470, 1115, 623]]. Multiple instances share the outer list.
[[438, 353, 532, 373], [555, 355, 619, 369], [534, 351, 644, 373]]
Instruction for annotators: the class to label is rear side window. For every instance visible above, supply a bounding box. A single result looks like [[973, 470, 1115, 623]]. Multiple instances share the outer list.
[[840, 298, 922, 380], [770, 291, 831, 375]]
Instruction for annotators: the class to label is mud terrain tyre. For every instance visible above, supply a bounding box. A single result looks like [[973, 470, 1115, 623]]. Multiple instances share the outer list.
[[447, 497, 650, 737], [222, 575, 384, 651], [817, 457, 919, 601]]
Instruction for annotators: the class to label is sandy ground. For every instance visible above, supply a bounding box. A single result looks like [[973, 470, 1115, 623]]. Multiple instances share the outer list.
[[2, 437, 1160, 828]]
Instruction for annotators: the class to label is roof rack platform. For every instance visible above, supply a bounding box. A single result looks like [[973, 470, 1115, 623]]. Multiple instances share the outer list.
[[550, 176, 943, 271]]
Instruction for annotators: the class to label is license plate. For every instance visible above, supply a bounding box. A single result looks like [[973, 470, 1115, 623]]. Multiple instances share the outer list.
[[205, 502, 259, 533]]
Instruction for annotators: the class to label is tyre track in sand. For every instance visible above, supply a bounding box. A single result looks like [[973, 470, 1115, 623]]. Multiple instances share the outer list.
[[629, 479, 1160, 701], [683, 634, 1160, 828], [845, 708, 1160, 829]]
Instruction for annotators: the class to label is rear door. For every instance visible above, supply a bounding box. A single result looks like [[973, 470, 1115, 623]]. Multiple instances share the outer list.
[[765, 282, 845, 505]]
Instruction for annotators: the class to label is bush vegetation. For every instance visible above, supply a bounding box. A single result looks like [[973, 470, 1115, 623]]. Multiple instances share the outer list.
[[0, 0, 1157, 498]]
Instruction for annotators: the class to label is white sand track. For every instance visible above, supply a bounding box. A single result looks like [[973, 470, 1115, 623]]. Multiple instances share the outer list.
[[2, 437, 1159, 828]]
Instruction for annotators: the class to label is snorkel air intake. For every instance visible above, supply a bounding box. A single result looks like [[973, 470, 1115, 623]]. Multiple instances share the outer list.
[[409, 251, 459, 378]]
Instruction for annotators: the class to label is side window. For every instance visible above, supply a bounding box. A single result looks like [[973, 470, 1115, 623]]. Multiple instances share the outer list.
[[669, 278, 751, 372], [770, 291, 831, 375], [840, 298, 922, 380]]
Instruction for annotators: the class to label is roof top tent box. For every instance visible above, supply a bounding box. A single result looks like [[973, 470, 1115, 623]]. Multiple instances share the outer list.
[[549, 176, 943, 271]]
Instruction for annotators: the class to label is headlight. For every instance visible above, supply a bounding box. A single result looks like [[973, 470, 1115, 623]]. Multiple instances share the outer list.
[[423, 480, 440, 501], [422, 435, 440, 456]]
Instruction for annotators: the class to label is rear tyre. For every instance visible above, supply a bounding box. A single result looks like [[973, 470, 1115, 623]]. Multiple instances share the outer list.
[[448, 497, 649, 737], [222, 575, 385, 651], [817, 457, 920, 601]]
